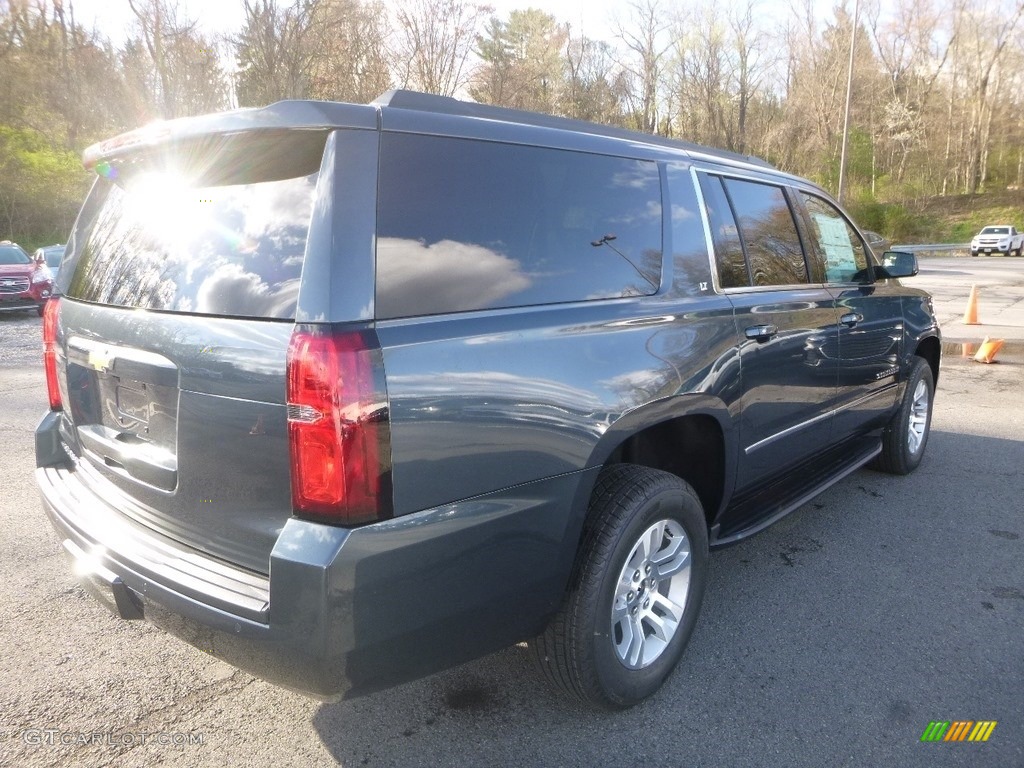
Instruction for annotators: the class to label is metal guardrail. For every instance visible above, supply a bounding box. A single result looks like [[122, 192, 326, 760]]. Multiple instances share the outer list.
[[892, 243, 970, 253]]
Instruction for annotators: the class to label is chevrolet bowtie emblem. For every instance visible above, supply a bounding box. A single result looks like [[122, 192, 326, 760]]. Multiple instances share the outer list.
[[87, 348, 115, 372]]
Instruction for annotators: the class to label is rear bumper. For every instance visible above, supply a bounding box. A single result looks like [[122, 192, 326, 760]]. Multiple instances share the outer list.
[[38, 458, 348, 698], [35, 411, 585, 700]]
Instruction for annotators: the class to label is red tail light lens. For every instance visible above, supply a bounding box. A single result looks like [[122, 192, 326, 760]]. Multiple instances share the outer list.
[[286, 326, 392, 525], [42, 297, 62, 410]]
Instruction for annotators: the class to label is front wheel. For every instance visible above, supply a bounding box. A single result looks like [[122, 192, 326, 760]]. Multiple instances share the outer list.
[[530, 464, 708, 709], [871, 356, 934, 475]]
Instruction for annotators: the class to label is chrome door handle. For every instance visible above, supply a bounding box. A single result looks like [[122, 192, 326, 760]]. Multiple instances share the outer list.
[[840, 312, 864, 328], [744, 324, 778, 342]]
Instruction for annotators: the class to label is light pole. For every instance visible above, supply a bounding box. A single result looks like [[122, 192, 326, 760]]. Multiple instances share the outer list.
[[837, 0, 860, 205]]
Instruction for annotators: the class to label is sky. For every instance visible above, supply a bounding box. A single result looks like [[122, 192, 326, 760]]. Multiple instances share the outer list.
[[67, 0, 628, 44]]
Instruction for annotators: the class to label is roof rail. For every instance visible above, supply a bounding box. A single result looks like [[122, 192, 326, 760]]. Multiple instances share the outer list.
[[371, 89, 775, 170]]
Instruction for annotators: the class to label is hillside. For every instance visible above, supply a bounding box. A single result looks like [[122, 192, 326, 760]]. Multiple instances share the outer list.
[[850, 190, 1024, 246]]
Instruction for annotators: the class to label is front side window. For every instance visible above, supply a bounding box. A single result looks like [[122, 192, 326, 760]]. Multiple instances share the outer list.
[[722, 178, 807, 287], [375, 134, 663, 318], [800, 193, 869, 284]]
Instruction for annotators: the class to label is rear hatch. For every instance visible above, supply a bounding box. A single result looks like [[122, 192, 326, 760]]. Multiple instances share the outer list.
[[52, 128, 329, 574]]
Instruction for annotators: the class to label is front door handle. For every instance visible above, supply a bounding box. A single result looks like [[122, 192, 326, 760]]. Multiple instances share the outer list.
[[840, 312, 864, 328], [744, 324, 778, 342]]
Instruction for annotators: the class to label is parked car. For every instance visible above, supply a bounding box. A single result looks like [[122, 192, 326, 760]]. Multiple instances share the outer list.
[[0, 240, 53, 315], [34, 244, 66, 270], [862, 230, 890, 256], [36, 91, 941, 709], [970, 225, 1023, 256]]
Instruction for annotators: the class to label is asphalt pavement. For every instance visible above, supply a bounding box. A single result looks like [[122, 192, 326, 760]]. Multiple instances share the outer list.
[[0, 257, 1021, 767], [913, 255, 1024, 349]]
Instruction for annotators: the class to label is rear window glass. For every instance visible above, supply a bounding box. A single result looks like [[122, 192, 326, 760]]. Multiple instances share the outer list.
[[376, 134, 663, 318], [65, 130, 325, 320]]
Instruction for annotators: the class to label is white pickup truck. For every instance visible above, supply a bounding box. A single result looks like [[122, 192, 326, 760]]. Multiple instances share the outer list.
[[970, 225, 1023, 256]]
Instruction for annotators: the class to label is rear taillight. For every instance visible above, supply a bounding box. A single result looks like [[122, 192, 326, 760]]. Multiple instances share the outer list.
[[42, 297, 61, 410], [286, 326, 392, 525]]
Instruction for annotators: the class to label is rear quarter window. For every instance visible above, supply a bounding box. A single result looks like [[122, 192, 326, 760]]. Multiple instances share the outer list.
[[375, 134, 663, 318]]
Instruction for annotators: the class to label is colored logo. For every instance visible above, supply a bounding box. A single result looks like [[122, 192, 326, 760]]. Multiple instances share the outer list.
[[921, 721, 997, 742]]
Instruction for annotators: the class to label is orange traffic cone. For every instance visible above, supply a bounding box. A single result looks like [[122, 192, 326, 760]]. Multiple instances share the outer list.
[[963, 284, 980, 325], [974, 337, 1004, 364]]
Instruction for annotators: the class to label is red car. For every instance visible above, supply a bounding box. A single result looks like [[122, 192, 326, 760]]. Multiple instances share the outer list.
[[0, 240, 54, 316]]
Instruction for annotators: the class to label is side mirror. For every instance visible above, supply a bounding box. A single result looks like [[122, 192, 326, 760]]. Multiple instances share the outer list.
[[879, 250, 918, 278]]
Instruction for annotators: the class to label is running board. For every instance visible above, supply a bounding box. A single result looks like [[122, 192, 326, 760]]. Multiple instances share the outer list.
[[710, 438, 882, 548]]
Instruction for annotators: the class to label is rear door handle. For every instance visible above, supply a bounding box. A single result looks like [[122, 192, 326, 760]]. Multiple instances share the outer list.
[[744, 324, 778, 342], [840, 312, 864, 328]]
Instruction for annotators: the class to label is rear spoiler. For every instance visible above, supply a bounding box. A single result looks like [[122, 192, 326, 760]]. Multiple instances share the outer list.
[[82, 100, 378, 170]]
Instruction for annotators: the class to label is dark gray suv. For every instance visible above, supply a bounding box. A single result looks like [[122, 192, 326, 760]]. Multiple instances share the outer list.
[[35, 91, 940, 709]]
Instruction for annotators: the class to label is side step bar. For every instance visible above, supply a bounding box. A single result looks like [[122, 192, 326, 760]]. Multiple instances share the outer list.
[[710, 437, 881, 548]]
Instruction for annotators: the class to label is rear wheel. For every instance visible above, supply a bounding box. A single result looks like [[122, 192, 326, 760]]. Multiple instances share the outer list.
[[871, 356, 934, 475], [530, 464, 708, 709]]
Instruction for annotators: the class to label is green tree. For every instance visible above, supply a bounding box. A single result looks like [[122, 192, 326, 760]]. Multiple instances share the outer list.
[[0, 125, 89, 244], [234, 0, 316, 106], [472, 9, 568, 113]]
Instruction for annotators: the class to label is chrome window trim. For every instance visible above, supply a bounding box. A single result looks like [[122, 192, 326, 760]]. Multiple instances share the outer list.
[[690, 164, 821, 294], [744, 383, 899, 455], [687, 164, 722, 295]]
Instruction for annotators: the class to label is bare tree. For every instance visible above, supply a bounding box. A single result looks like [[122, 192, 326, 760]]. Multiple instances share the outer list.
[[127, 0, 228, 118], [956, 0, 1024, 193], [234, 0, 315, 106], [728, 0, 773, 154], [612, 0, 674, 133], [563, 31, 625, 124], [392, 0, 491, 96], [307, 0, 391, 103]]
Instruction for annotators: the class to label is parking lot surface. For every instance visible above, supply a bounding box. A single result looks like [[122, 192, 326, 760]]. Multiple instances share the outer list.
[[0, 257, 1021, 767]]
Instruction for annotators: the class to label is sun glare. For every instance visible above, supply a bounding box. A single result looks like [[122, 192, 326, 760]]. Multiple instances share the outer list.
[[125, 171, 211, 246]]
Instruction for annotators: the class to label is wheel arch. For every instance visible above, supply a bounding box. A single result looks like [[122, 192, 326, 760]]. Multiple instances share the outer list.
[[914, 334, 941, 388], [583, 395, 735, 533]]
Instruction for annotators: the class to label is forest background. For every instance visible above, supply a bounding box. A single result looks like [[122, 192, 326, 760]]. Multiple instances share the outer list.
[[3, 0, 1023, 250]]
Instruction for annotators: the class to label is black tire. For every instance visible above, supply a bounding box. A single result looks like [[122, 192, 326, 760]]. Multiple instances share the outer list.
[[871, 356, 934, 475], [36, 304, 45, 317], [530, 464, 708, 709]]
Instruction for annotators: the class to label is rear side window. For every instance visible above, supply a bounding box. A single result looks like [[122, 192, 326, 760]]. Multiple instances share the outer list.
[[376, 134, 662, 318], [722, 178, 807, 287], [800, 193, 869, 283], [65, 130, 326, 320], [698, 174, 747, 288]]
